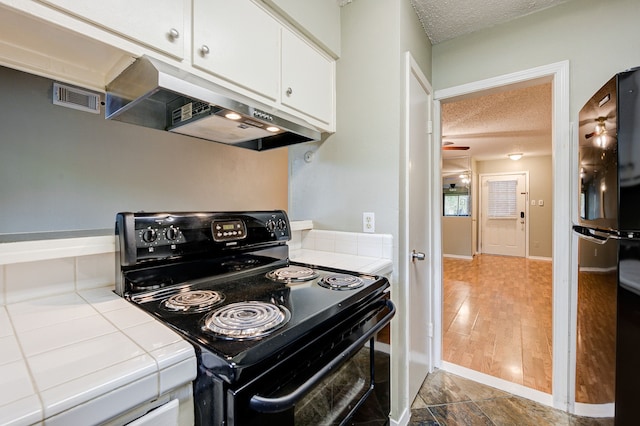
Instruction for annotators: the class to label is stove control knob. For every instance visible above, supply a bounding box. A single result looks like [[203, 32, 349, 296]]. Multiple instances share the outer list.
[[141, 227, 158, 243], [266, 219, 276, 232], [277, 219, 287, 230], [165, 226, 180, 241]]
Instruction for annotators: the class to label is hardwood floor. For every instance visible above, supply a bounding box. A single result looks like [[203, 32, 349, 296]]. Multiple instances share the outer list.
[[443, 255, 616, 404], [443, 255, 553, 394]]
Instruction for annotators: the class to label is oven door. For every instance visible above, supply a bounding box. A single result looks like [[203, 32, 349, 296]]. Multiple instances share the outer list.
[[228, 299, 395, 426]]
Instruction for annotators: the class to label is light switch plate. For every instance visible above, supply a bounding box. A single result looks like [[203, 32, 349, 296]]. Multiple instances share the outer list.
[[538, 200, 544, 206]]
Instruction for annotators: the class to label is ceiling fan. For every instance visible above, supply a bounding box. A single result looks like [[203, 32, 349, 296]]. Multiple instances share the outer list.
[[442, 140, 469, 151]]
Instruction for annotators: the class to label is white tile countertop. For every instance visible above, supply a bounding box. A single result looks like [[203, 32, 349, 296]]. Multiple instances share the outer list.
[[291, 249, 393, 275], [0, 289, 196, 425], [0, 221, 391, 425], [288, 224, 394, 276]]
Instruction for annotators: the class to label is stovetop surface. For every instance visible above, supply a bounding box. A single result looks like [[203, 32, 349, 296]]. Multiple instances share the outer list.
[[127, 260, 389, 366]]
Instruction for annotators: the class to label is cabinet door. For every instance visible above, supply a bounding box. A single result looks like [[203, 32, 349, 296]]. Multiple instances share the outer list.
[[281, 29, 334, 125], [37, 0, 185, 58], [193, 0, 279, 101]]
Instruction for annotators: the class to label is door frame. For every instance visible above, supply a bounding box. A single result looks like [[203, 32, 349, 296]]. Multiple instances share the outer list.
[[478, 171, 530, 258], [432, 61, 571, 411]]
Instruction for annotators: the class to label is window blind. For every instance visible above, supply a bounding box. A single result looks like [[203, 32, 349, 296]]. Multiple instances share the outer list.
[[488, 179, 517, 218]]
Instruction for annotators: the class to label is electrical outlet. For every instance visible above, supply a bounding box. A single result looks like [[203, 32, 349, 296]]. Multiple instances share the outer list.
[[363, 212, 375, 233]]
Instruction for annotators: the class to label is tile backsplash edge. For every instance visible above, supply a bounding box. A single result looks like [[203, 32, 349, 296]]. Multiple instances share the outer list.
[[0, 235, 115, 266], [2, 236, 117, 306]]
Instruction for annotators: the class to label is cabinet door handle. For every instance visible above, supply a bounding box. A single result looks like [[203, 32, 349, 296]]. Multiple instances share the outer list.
[[169, 28, 180, 40], [286, 87, 293, 97], [200, 45, 210, 56]]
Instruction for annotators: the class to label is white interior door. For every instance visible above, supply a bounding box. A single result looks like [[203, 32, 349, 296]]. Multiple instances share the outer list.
[[480, 173, 527, 257], [406, 55, 433, 402]]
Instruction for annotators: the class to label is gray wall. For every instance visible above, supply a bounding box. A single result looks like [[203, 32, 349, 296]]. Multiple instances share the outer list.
[[288, 0, 432, 421], [432, 0, 640, 115], [442, 216, 472, 257], [0, 66, 288, 234], [289, 0, 431, 235]]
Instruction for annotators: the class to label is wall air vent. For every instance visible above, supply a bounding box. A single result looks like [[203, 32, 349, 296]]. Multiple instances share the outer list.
[[53, 82, 101, 114]]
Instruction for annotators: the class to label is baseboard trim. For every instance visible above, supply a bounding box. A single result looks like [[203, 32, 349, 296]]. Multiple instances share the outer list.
[[443, 254, 473, 260], [440, 362, 554, 407], [527, 255, 552, 262], [578, 266, 617, 273], [573, 402, 614, 418], [389, 407, 410, 426]]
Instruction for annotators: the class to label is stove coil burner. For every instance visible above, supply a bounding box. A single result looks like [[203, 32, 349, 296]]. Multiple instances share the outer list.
[[319, 274, 365, 291], [266, 265, 319, 283], [162, 290, 224, 313], [204, 301, 291, 340]]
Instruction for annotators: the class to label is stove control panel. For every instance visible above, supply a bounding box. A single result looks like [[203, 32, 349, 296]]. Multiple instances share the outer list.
[[212, 219, 247, 242], [116, 210, 291, 266]]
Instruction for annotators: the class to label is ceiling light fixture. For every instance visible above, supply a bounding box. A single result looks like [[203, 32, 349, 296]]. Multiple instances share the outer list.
[[508, 153, 523, 161]]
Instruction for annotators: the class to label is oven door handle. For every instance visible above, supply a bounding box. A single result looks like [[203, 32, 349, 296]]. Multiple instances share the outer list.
[[249, 299, 396, 413]]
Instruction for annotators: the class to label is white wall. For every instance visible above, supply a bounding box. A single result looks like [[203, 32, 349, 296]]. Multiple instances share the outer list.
[[0, 66, 288, 234]]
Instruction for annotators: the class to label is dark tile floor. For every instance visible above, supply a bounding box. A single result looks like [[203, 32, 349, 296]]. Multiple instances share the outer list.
[[410, 369, 614, 426]]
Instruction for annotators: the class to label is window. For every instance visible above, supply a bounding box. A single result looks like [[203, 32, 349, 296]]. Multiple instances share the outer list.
[[444, 193, 470, 216], [487, 179, 517, 218]]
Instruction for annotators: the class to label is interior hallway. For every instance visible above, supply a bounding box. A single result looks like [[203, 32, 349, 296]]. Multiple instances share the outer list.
[[442, 254, 616, 403]]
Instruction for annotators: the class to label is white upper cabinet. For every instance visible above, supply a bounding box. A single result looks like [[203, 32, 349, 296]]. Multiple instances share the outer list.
[[1, 0, 335, 131], [192, 0, 280, 101], [281, 29, 334, 125], [260, 0, 341, 58], [37, 0, 185, 58], [193, 0, 334, 127]]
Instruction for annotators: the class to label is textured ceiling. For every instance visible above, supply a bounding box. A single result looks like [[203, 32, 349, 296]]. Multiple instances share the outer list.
[[404, 0, 563, 165], [411, 0, 571, 44], [441, 82, 553, 162]]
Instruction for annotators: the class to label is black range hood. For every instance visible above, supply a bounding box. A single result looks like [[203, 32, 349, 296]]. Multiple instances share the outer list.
[[105, 56, 321, 151]]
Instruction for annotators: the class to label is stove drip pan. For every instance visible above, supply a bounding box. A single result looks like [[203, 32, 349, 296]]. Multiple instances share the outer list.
[[162, 290, 225, 313], [266, 265, 319, 283], [204, 301, 291, 340], [318, 274, 365, 291]]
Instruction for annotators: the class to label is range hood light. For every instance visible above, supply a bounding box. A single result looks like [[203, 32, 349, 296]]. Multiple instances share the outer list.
[[225, 112, 242, 120], [266, 126, 280, 133]]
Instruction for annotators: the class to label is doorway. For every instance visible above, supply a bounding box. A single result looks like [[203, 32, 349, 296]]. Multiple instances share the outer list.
[[479, 172, 528, 257], [432, 61, 572, 410]]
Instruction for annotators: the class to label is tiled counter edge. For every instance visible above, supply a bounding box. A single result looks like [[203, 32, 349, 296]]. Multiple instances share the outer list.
[[0, 235, 197, 425], [288, 224, 394, 276]]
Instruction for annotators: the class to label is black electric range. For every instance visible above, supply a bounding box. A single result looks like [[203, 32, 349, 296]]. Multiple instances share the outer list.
[[115, 210, 394, 425]]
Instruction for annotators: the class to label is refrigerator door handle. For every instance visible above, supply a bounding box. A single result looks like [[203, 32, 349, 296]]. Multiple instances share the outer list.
[[572, 225, 619, 244]]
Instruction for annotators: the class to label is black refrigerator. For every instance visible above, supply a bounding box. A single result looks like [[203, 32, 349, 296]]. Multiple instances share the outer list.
[[573, 66, 640, 425]]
